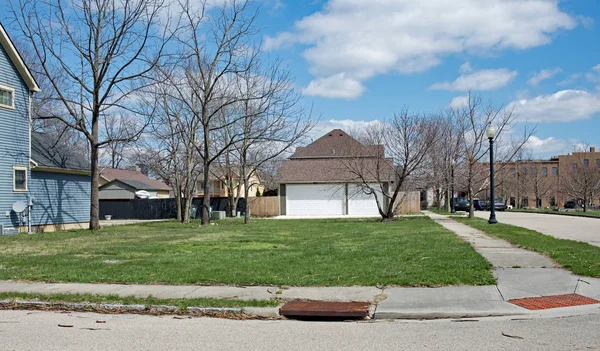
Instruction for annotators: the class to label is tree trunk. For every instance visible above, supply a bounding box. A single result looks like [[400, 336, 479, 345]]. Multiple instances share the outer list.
[[174, 179, 182, 222], [185, 195, 194, 221], [242, 167, 251, 224], [202, 159, 211, 225], [468, 166, 475, 218], [89, 143, 100, 230]]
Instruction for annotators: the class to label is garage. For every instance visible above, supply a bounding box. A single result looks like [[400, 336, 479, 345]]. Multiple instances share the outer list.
[[286, 184, 344, 216], [348, 184, 382, 216]]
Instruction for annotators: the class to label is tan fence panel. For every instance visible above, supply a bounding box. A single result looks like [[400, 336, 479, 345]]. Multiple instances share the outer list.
[[248, 197, 280, 217], [393, 191, 420, 214]]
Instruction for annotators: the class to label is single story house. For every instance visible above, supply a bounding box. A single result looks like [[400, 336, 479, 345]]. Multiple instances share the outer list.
[[99, 167, 171, 199], [277, 129, 393, 217]]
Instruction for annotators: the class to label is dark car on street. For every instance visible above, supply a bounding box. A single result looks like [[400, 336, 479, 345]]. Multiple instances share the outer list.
[[474, 199, 489, 211], [564, 201, 577, 209], [452, 197, 470, 211], [493, 198, 507, 211]]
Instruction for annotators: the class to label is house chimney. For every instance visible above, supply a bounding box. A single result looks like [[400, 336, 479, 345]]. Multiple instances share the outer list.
[[591, 147, 596, 153]]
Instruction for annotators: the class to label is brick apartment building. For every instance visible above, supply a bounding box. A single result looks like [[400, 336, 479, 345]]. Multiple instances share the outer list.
[[478, 147, 600, 209]]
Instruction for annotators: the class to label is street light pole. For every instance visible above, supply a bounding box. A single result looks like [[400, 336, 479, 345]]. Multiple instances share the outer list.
[[487, 126, 498, 224], [451, 159, 456, 213]]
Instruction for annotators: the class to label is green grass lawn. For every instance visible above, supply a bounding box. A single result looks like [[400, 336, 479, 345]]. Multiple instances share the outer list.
[[456, 217, 600, 277], [0, 217, 494, 287], [0, 292, 277, 309]]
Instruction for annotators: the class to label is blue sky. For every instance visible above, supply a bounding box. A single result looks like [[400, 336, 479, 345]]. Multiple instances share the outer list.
[[260, 0, 600, 158], [2, 0, 599, 158]]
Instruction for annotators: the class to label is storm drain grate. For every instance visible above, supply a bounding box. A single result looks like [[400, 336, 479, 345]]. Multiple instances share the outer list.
[[509, 294, 599, 310], [280, 301, 370, 319]]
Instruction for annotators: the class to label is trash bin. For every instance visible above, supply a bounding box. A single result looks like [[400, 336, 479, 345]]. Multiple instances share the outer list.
[[190, 206, 197, 219]]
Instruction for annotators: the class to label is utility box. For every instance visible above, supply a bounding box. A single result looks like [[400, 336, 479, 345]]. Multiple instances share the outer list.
[[210, 211, 226, 220]]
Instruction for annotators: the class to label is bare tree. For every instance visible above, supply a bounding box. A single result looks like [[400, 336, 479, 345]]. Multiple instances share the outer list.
[[101, 114, 140, 168], [456, 92, 533, 218], [12, 0, 169, 229], [561, 146, 600, 212], [341, 110, 440, 221], [139, 76, 203, 223], [426, 109, 465, 211], [233, 59, 313, 224], [160, 0, 262, 225]]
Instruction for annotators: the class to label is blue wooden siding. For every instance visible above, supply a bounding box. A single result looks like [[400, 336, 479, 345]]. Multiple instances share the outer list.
[[0, 40, 30, 229], [29, 171, 91, 225]]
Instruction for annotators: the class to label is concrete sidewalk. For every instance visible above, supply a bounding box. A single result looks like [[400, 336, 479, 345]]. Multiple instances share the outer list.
[[0, 212, 598, 319], [375, 212, 600, 319]]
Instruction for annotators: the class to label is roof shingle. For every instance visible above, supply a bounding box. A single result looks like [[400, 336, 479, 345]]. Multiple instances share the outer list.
[[279, 129, 393, 183], [31, 132, 89, 171], [100, 168, 171, 191]]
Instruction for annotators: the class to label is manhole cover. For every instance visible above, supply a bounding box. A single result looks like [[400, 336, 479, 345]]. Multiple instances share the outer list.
[[509, 294, 599, 310], [280, 301, 370, 318]]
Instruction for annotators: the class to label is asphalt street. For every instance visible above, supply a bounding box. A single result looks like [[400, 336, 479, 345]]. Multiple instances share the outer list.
[[474, 210, 600, 246], [1, 310, 599, 350]]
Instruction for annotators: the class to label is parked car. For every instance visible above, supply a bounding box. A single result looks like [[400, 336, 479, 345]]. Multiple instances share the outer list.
[[564, 201, 577, 209], [493, 198, 507, 211], [474, 200, 489, 211], [452, 197, 470, 211]]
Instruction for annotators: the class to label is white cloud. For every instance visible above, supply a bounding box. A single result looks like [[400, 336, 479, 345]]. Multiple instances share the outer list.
[[525, 135, 569, 156], [266, 0, 576, 99], [557, 73, 582, 86], [310, 119, 382, 140], [302, 73, 365, 99], [593, 64, 600, 73], [525, 136, 597, 158], [449, 95, 469, 109], [459, 62, 474, 74], [527, 67, 562, 86], [430, 68, 517, 91], [508, 90, 600, 123]]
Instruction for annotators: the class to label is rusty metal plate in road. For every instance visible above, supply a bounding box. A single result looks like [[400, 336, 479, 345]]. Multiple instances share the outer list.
[[508, 294, 599, 310], [280, 301, 370, 318]]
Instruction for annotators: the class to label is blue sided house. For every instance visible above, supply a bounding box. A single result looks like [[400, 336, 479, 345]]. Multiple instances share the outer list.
[[0, 22, 91, 233]]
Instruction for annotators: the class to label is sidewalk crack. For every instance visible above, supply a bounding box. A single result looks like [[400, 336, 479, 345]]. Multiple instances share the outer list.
[[496, 285, 506, 301]]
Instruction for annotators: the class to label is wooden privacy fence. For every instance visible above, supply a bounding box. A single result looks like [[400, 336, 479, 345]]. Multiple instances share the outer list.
[[248, 197, 280, 217], [394, 191, 421, 214]]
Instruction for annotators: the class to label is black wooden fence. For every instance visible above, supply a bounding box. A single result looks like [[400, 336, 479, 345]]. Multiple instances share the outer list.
[[99, 197, 247, 220]]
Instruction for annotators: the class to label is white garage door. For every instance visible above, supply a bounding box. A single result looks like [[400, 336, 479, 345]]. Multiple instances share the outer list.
[[286, 184, 344, 216], [348, 184, 382, 216]]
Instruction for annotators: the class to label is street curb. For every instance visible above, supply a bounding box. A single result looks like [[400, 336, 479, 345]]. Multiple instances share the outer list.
[[0, 299, 282, 318], [507, 210, 600, 220], [373, 311, 525, 320]]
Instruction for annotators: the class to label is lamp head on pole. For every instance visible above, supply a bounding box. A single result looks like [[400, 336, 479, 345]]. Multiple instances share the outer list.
[[451, 159, 456, 167], [486, 126, 496, 140]]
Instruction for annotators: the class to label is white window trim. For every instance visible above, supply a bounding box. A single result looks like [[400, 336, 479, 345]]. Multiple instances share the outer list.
[[0, 84, 15, 110], [13, 165, 28, 192]]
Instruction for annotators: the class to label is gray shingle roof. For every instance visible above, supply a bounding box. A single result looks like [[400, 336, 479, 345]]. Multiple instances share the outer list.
[[291, 129, 383, 159], [116, 179, 159, 190], [279, 129, 393, 183], [31, 132, 89, 171]]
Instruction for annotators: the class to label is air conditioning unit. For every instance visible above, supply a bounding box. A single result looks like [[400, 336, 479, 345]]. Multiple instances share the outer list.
[[1, 225, 18, 236]]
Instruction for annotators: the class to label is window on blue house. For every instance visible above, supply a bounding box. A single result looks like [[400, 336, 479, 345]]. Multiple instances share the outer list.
[[0, 85, 15, 109], [13, 166, 27, 192]]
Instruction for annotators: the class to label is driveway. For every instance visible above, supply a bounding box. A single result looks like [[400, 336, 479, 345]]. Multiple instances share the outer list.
[[473, 211, 600, 247]]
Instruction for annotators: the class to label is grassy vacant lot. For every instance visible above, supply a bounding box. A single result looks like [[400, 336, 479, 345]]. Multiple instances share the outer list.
[[0, 292, 277, 309], [456, 218, 600, 277], [0, 218, 494, 287]]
